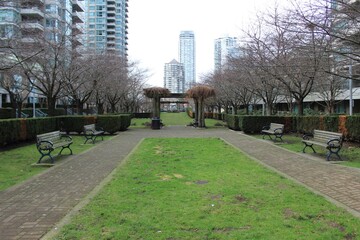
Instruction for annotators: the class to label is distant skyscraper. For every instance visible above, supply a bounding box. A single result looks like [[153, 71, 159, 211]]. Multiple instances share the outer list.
[[164, 59, 185, 93], [179, 31, 195, 90], [84, 0, 128, 57], [214, 36, 239, 71]]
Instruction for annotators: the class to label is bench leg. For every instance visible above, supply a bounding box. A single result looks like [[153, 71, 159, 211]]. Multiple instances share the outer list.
[[59, 144, 73, 156], [326, 147, 342, 161], [37, 150, 54, 164], [274, 134, 283, 142], [262, 133, 272, 140], [84, 135, 92, 144], [302, 143, 316, 153]]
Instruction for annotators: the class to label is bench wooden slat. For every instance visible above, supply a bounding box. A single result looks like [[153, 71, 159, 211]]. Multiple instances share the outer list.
[[261, 123, 284, 142], [83, 124, 104, 144], [302, 129, 343, 161], [36, 131, 73, 164]]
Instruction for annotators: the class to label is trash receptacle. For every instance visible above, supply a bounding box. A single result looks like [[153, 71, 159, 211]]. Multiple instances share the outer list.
[[151, 118, 161, 129]]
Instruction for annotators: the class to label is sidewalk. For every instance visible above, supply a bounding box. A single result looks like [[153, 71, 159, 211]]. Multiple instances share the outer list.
[[0, 126, 359, 239]]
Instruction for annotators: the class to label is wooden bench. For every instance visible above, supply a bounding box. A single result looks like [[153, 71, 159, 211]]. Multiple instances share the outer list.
[[302, 130, 343, 161], [36, 131, 73, 164], [261, 123, 284, 142], [83, 124, 104, 144]]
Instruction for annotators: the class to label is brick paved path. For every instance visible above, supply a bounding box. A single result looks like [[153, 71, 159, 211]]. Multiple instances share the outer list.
[[0, 127, 359, 239]]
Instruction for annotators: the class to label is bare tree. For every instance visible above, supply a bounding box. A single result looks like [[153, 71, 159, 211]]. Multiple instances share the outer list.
[[0, 69, 30, 117], [243, 7, 329, 115]]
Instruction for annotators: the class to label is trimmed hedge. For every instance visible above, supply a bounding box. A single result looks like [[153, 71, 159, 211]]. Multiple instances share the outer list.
[[346, 116, 360, 141], [60, 116, 96, 134], [97, 115, 131, 134], [225, 114, 360, 140], [132, 113, 151, 118], [0, 108, 13, 119], [0, 114, 131, 146]]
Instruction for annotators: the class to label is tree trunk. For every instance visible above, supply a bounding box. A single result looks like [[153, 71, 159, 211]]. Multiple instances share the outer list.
[[296, 99, 304, 116], [198, 99, 205, 128], [97, 102, 104, 114], [153, 97, 160, 118], [194, 99, 199, 126], [47, 96, 57, 116], [266, 102, 273, 116]]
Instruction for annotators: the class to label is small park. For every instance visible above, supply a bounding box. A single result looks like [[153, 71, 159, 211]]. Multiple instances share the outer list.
[[1, 110, 360, 239]]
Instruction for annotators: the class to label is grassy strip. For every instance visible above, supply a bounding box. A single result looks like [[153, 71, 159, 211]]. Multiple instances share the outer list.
[[0, 135, 112, 191], [55, 138, 360, 239], [258, 134, 360, 168], [130, 112, 225, 128]]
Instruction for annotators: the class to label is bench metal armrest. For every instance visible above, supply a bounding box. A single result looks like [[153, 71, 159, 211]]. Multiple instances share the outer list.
[[302, 133, 313, 140], [61, 135, 72, 142], [96, 126, 104, 132], [84, 129, 95, 135], [327, 138, 342, 148], [37, 140, 54, 150], [262, 126, 270, 130], [274, 128, 283, 134]]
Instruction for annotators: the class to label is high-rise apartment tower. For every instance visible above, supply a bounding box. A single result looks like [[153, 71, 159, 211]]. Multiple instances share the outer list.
[[164, 59, 185, 93], [214, 36, 239, 71], [84, 0, 128, 57], [179, 31, 195, 91]]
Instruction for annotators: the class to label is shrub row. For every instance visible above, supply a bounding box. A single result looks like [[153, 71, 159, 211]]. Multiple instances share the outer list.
[[132, 112, 152, 118], [225, 114, 360, 141], [0, 114, 131, 146]]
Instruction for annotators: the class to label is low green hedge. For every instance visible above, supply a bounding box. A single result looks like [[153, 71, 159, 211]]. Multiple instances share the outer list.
[[97, 115, 131, 134], [60, 116, 96, 134], [0, 114, 131, 146], [225, 114, 360, 140]]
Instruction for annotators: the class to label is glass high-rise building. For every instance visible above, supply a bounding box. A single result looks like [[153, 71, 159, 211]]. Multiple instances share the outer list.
[[214, 36, 239, 71], [179, 31, 195, 91], [164, 59, 184, 93], [84, 0, 128, 57]]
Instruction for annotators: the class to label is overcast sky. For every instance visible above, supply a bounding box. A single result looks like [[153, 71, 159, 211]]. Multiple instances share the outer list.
[[127, 0, 283, 87]]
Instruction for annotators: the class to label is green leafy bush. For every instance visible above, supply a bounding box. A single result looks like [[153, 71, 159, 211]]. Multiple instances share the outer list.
[[323, 116, 339, 132], [97, 114, 131, 134], [296, 116, 321, 133], [225, 114, 241, 130], [0, 119, 21, 146], [0, 108, 13, 119], [346, 116, 360, 141], [60, 116, 96, 134]]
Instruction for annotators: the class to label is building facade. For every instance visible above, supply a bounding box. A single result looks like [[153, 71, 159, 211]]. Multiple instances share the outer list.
[[179, 31, 195, 91], [84, 0, 128, 57], [214, 36, 239, 71], [0, 0, 85, 109], [164, 59, 185, 93]]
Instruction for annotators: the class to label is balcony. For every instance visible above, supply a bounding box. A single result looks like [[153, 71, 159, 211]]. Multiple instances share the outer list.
[[107, 39, 115, 44], [107, 22, 115, 27], [72, 12, 84, 24], [107, 17, 115, 22], [72, 0, 84, 12], [20, 7, 44, 18], [21, 21, 44, 31], [107, 9, 116, 15]]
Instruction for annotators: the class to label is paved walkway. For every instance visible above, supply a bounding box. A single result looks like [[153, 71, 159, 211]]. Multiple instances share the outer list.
[[0, 126, 359, 239]]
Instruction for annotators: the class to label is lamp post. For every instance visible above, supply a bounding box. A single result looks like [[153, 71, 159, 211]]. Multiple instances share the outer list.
[[349, 59, 353, 116]]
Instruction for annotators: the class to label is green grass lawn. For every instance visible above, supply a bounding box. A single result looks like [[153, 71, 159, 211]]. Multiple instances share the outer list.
[[130, 112, 226, 128], [258, 134, 360, 168], [0, 135, 112, 191], [54, 138, 360, 240]]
